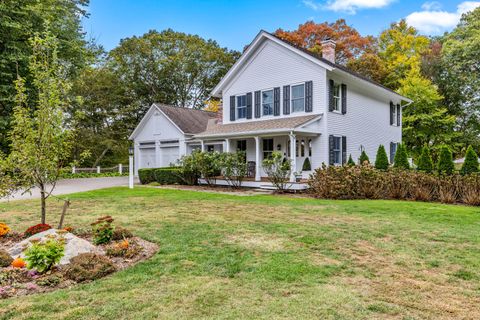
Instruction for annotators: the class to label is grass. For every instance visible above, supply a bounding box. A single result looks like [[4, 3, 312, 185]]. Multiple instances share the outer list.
[[0, 186, 479, 319]]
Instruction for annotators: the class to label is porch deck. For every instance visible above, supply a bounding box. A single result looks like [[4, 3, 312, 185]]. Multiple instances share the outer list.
[[199, 176, 309, 191]]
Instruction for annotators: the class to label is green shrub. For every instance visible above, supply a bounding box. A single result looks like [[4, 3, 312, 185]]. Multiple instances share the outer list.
[[461, 145, 479, 175], [347, 154, 355, 166], [0, 249, 13, 267], [64, 253, 116, 282], [221, 151, 247, 188], [24, 238, 65, 273], [437, 146, 455, 175], [302, 157, 311, 171], [358, 151, 370, 165], [262, 152, 291, 191], [138, 168, 156, 184], [176, 151, 201, 185], [417, 146, 433, 173], [154, 167, 183, 184], [393, 144, 410, 170], [91, 216, 114, 245], [374, 145, 389, 170], [36, 275, 62, 287]]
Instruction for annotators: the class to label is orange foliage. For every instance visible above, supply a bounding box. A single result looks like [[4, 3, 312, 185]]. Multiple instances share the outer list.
[[11, 258, 26, 268], [0, 222, 10, 237]]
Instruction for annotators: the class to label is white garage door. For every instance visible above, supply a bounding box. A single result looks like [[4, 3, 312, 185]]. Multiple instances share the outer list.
[[161, 146, 179, 167], [140, 148, 156, 169]]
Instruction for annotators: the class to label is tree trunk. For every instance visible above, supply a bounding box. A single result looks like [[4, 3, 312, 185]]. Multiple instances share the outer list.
[[58, 199, 70, 229], [40, 187, 46, 224]]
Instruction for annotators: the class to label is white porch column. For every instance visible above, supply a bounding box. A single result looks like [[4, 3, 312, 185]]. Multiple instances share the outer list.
[[254, 136, 261, 182], [225, 138, 230, 153], [200, 140, 205, 152], [289, 133, 297, 182]]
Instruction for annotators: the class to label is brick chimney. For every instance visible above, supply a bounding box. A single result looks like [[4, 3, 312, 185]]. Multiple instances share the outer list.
[[216, 104, 223, 124], [321, 38, 336, 63]]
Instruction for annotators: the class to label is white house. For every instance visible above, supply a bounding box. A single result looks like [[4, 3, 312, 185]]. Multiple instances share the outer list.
[[131, 30, 412, 182]]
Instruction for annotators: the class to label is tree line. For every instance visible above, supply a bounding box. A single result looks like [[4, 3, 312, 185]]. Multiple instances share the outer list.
[[0, 1, 478, 167]]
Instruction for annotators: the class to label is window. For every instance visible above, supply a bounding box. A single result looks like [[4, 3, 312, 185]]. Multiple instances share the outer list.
[[263, 138, 274, 159], [301, 140, 305, 157], [333, 136, 342, 164], [391, 142, 398, 162], [262, 90, 274, 116], [308, 139, 312, 157], [237, 140, 247, 152], [287, 140, 291, 157], [333, 83, 341, 112], [207, 145, 215, 152], [237, 95, 247, 119], [392, 107, 398, 126], [291, 84, 305, 112]]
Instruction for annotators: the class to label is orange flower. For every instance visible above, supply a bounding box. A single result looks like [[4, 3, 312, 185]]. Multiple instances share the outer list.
[[11, 258, 26, 268], [118, 240, 129, 249], [0, 222, 10, 237]]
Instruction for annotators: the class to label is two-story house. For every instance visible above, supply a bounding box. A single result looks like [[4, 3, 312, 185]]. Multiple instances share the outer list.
[[131, 30, 412, 182]]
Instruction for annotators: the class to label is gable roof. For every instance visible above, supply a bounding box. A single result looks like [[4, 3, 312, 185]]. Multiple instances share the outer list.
[[212, 30, 411, 104], [195, 114, 321, 138], [129, 103, 217, 139]]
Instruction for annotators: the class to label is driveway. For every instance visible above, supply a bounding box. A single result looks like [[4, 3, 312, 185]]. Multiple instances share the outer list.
[[1, 176, 136, 202]]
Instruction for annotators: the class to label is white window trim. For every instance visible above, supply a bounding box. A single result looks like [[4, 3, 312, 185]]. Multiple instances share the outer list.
[[332, 135, 343, 165], [262, 138, 274, 159], [261, 88, 274, 117], [332, 83, 342, 114], [236, 94, 247, 119], [290, 83, 305, 113]]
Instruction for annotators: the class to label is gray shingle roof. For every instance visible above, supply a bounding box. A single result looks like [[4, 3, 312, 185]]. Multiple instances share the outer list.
[[195, 115, 320, 137], [155, 104, 217, 134]]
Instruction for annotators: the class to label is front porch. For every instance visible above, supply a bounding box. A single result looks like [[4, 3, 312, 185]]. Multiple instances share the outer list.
[[198, 176, 309, 191]]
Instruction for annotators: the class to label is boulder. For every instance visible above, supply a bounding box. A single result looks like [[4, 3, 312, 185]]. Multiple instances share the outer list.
[[7, 229, 101, 265]]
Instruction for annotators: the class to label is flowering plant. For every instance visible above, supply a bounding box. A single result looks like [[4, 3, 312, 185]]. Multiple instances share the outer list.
[[24, 224, 52, 237], [0, 223, 10, 237]]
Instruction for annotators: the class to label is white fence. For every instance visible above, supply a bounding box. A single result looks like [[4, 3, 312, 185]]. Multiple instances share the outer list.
[[71, 164, 129, 174]]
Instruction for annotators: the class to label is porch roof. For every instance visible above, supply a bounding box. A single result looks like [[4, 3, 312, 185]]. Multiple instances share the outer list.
[[194, 114, 321, 139]]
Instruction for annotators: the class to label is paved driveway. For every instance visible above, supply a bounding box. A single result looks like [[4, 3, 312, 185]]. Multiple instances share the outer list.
[[1, 176, 135, 202]]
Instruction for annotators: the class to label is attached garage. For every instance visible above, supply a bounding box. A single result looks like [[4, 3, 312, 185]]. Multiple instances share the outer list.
[[139, 146, 156, 168], [160, 144, 180, 167]]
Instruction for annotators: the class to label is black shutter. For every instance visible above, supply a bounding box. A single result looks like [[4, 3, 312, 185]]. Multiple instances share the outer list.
[[230, 96, 235, 121], [283, 85, 290, 115], [305, 81, 313, 112], [341, 84, 347, 114], [246, 92, 252, 119], [274, 87, 280, 116], [329, 135, 334, 165], [254, 91, 261, 118], [389, 102, 394, 125], [390, 142, 394, 163], [329, 79, 334, 112], [396, 104, 401, 126], [342, 136, 347, 164]]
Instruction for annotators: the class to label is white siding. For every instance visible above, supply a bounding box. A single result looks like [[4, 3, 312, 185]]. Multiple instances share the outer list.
[[222, 40, 327, 124]]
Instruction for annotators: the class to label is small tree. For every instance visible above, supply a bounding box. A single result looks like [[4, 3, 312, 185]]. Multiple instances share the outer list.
[[359, 151, 369, 165], [196, 151, 222, 186], [393, 144, 410, 170], [221, 151, 247, 188], [347, 154, 355, 166], [302, 157, 311, 171], [417, 146, 434, 173], [437, 146, 455, 175], [374, 145, 389, 170], [461, 145, 479, 175], [262, 152, 291, 191], [1, 30, 73, 224]]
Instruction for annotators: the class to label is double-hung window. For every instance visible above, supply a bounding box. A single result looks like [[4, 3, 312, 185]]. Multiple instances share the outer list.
[[237, 140, 247, 152], [263, 138, 274, 159], [392, 107, 398, 126], [262, 90, 274, 116], [333, 83, 341, 112], [291, 84, 305, 112], [333, 136, 342, 164], [237, 95, 247, 119]]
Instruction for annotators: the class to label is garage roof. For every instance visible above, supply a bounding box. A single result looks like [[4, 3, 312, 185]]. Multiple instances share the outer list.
[[155, 104, 217, 134]]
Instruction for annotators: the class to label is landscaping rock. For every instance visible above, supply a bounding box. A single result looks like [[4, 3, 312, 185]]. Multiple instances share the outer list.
[[7, 229, 102, 265]]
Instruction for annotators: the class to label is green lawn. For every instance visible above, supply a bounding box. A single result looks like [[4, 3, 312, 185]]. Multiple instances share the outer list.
[[1, 187, 479, 319]]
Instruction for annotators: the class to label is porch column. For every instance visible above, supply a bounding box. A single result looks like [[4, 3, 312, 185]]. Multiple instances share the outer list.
[[289, 133, 297, 182], [225, 138, 230, 153], [254, 136, 261, 182], [200, 140, 205, 152]]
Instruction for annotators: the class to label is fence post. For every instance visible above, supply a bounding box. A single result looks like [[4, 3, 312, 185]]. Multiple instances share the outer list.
[[72, 166, 75, 174], [118, 164, 123, 174], [97, 166, 101, 174]]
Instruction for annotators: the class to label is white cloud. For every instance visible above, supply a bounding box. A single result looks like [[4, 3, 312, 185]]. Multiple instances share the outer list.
[[302, 0, 394, 14], [406, 1, 480, 34]]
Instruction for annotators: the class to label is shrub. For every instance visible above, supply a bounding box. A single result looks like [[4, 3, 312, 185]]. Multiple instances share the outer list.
[[461, 145, 479, 175], [91, 216, 114, 245], [0, 249, 13, 267], [138, 168, 156, 184], [417, 146, 434, 173], [358, 151, 370, 165], [347, 154, 355, 166], [437, 146, 455, 175], [36, 275, 62, 287], [176, 151, 201, 185], [154, 167, 183, 184], [105, 239, 142, 258], [64, 253, 116, 282], [196, 151, 222, 186], [24, 224, 52, 237], [24, 238, 65, 273], [11, 258, 26, 268], [262, 152, 291, 191], [461, 174, 480, 206], [302, 157, 311, 171], [221, 151, 247, 188], [111, 226, 133, 241], [0, 223, 10, 237], [374, 145, 389, 170], [393, 144, 410, 170]]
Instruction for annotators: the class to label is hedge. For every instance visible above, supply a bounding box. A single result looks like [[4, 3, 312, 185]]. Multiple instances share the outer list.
[[138, 167, 183, 185]]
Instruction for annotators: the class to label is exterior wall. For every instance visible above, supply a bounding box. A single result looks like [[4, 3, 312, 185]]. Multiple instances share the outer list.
[[222, 40, 327, 124], [326, 72, 402, 164]]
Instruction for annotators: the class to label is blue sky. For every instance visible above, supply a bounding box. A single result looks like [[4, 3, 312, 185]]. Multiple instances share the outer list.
[[82, 0, 480, 51]]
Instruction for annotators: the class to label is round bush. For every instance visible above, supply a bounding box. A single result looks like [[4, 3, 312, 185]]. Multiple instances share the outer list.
[[111, 227, 133, 241], [24, 224, 52, 237], [64, 253, 116, 282], [0, 249, 13, 267]]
